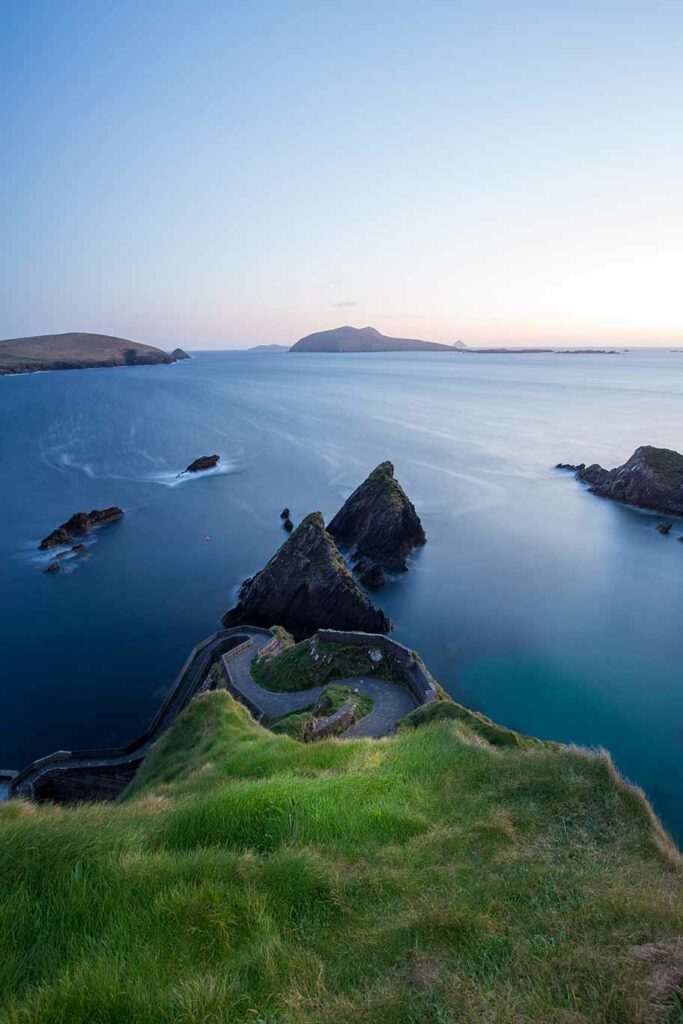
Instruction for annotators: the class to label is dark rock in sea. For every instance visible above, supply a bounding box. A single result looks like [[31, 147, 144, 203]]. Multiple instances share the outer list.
[[328, 461, 426, 572], [70, 543, 86, 554], [43, 561, 60, 575], [170, 348, 191, 360], [358, 562, 386, 589], [656, 523, 673, 535], [283, 517, 294, 532], [39, 507, 124, 550], [280, 508, 290, 519], [555, 462, 583, 471], [222, 511, 391, 640], [185, 454, 220, 473], [574, 446, 683, 516]]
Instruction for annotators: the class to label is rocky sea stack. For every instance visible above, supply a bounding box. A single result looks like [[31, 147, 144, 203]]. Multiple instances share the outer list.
[[222, 511, 391, 639], [184, 454, 220, 473], [329, 461, 426, 574], [39, 507, 123, 550], [563, 446, 683, 516], [170, 347, 190, 360]]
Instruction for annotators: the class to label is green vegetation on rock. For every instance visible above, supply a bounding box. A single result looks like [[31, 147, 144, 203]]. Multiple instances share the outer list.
[[270, 685, 373, 740], [0, 690, 680, 1023], [252, 637, 403, 692]]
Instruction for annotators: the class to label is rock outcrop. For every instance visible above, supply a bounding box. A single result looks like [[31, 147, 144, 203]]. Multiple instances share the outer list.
[[222, 511, 391, 639], [328, 462, 425, 574], [39, 507, 124, 550], [185, 454, 220, 473], [170, 348, 191, 360], [563, 447, 683, 516]]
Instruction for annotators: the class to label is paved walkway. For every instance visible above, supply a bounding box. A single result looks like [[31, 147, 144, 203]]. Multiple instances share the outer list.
[[223, 643, 417, 738]]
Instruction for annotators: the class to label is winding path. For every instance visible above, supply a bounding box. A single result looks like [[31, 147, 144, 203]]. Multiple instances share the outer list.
[[222, 641, 417, 737]]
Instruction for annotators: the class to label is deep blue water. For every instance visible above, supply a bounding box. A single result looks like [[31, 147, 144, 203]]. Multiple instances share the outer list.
[[1, 350, 682, 840]]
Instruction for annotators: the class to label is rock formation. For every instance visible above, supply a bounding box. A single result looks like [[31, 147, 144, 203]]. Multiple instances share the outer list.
[[328, 461, 425, 574], [559, 446, 683, 516], [39, 507, 124, 550], [170, 348, 191, 360], [222, 511, 391, 639], [185, 454, 220, 473]]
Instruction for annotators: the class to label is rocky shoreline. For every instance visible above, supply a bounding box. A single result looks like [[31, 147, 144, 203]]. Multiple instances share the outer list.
[[557, 445, 683, 517]]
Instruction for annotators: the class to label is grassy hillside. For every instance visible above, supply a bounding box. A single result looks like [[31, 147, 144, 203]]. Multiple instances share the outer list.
[[0, 691, 680, 1023], [0, 332, 177, 375]]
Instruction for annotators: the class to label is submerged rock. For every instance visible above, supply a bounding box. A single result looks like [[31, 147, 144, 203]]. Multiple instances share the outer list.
[[328, 461, 425, 573], [573, 446, 683, 516], [39, 507, 123, 550], [43, 561, 60, 574], [656, 523, 673, 535], [280, 508, 290, 519], [185, 454, 220, 473], [222, 511, 391, 639]]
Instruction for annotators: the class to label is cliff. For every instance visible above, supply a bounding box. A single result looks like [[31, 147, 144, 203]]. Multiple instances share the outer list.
[[290, 325, 466, 353], [0, 684, 679, 1022], [222, 511, 391, 638], [0, 332, 183, 375], [570, 446, 683, 516], [329, 461, 426, 572]]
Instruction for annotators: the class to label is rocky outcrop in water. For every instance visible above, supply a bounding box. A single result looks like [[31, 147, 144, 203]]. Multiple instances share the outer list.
[[170, 348, 191, 360], [39, 507, 124, 550], [561, 447, 683, 516], [328, 462, 425, 575], [185, 454, 220, 473], [222, 511, 391, 639]]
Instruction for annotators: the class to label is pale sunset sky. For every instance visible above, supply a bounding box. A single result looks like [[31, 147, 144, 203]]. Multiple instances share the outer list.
[[2, 1, 682, 348]]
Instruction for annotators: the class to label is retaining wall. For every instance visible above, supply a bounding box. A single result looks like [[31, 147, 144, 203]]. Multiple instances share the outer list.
[[315, 629, 440, 705], [9, 627, 273, 803]]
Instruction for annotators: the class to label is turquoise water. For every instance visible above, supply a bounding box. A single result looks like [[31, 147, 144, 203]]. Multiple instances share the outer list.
[[1, 350, 681, 839]]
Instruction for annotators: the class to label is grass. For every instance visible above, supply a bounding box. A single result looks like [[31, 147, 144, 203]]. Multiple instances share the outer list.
[[270, 685, 373, 740], [0, 690, 680, 1023], [252, 638, 403, 692], [639, 446, 683, 486]]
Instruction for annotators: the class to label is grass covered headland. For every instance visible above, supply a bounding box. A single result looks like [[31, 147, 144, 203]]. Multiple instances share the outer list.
[[0, 691, 681, 1023]]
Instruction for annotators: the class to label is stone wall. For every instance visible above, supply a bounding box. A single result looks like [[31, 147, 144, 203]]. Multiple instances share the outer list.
[[9, 627, 273, 803], [314, 629, 440, 706]]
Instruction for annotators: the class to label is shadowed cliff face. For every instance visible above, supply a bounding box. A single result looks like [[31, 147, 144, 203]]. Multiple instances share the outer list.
[[576, 446, 683, 516], [222, 512, 391, 639], [328, 461, 426, 572]]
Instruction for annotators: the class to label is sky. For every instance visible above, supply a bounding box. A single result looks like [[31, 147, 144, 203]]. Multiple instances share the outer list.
[[2, 0, 682, 349]]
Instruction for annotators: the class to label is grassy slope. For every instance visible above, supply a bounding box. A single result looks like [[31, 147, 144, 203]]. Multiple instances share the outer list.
[[0, 691, 680, 1024], [0, 333, 171, 373]]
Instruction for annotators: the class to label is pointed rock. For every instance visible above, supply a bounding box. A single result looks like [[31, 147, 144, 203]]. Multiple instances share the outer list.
[[222, 512, 391, 640], [575, 446, 683, 516], [328, 461, 425, 572]]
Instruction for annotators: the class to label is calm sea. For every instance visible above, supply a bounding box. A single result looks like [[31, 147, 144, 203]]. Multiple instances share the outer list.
[[1, 350, 681, 839]]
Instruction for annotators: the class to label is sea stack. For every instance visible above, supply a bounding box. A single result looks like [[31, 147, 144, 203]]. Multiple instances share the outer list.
[[185, 454, 220, 473], [328, 461, 425, 575], [222, 511, 391, 639], [39, 507, 124, 550], [566, 446, 683, 516]]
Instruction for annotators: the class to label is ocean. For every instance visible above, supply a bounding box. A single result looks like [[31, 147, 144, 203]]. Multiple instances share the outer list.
[[1, 349, 681, 839]]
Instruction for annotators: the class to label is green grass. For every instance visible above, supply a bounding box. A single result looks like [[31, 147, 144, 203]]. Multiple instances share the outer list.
[[399, 698, 549, 749], [639, 446, 683, 486], [0, 692, 680, 1023], [252, 638, 403, 692]]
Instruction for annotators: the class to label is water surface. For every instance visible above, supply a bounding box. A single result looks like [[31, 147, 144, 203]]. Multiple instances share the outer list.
[[1, 350, 681, 839]]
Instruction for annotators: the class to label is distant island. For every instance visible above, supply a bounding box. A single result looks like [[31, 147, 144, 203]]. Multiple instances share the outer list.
[[289, 325, 468, 353], [0, 333, 189, 376], [247, 344, 290, 352]]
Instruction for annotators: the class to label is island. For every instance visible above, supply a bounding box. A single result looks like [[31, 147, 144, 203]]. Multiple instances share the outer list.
[[0, 332, 187, 376], [39, 507, 124, 550], [183, 454, 220, 473], [289, 325, 468, 353], [247, 343, 290, 352], [558, 445, 683, 516], [169, 347, 191, 360]]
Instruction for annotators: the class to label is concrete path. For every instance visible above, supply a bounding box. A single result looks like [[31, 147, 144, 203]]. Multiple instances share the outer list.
[[223, 644, 418, 738]]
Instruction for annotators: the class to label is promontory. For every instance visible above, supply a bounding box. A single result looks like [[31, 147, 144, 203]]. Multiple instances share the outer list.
[[222, 511, 391, 638], [0, 332, 187, 376], [561, 445, 683, 516]]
